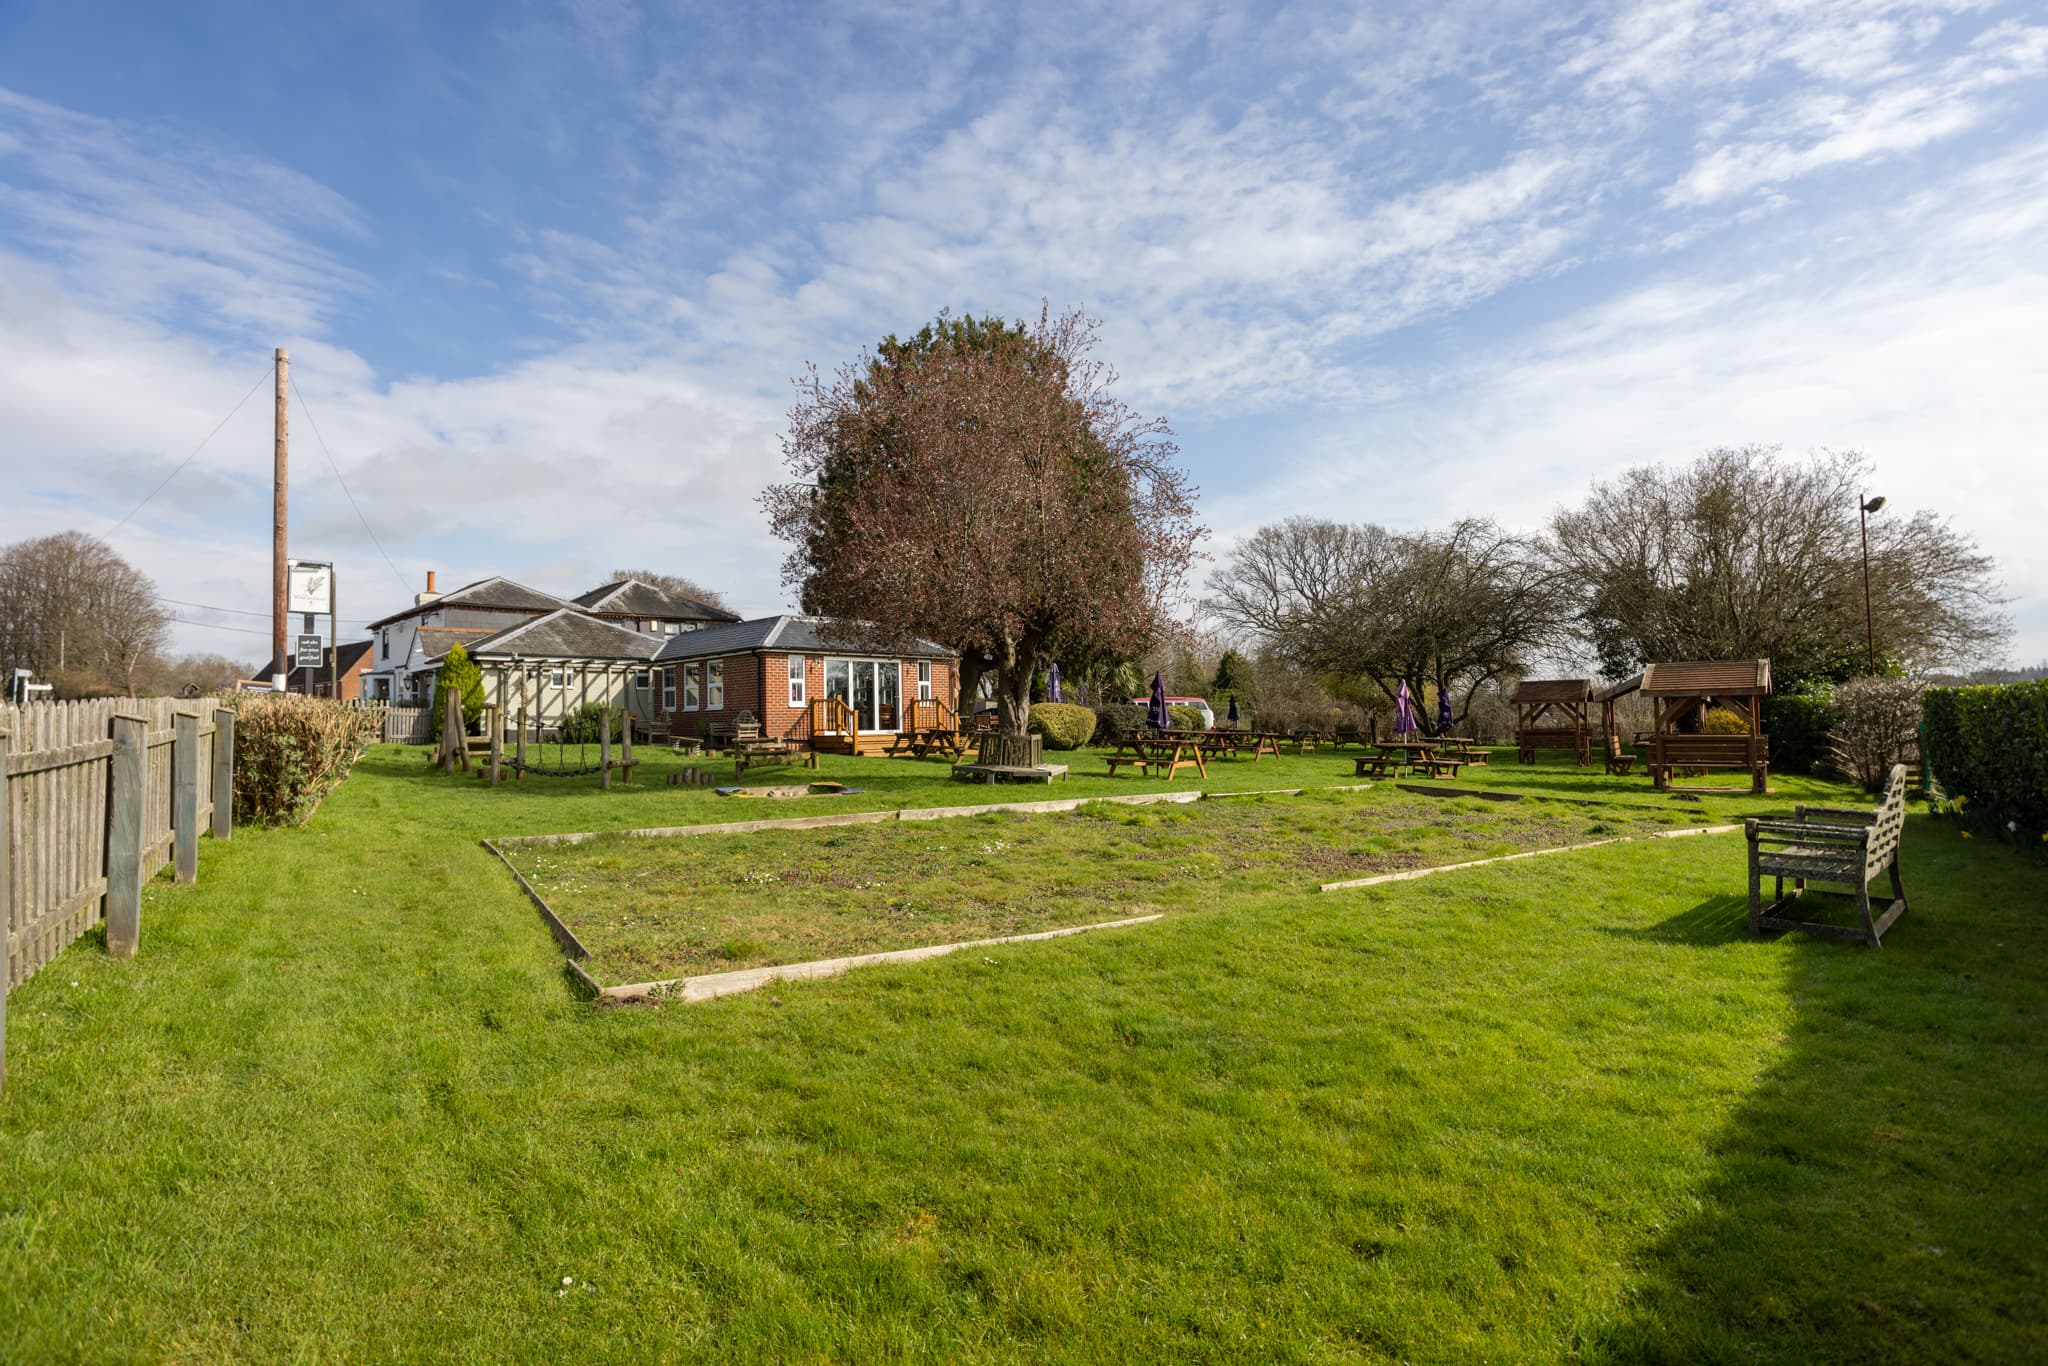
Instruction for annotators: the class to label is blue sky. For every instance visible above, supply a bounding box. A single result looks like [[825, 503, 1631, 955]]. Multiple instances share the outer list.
[[2, 0, 2044, 664]]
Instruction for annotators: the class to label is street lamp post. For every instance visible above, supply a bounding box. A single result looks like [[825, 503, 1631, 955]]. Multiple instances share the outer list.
[[1860, 494, 1886, 673]]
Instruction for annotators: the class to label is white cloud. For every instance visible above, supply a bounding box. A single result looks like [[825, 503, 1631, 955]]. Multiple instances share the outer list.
[[1, 0, 2043, 663]]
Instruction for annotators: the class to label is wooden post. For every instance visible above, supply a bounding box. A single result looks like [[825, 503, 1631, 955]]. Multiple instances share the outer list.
[[600, 708, 613, 792], [106, 714, 148, 958], [620, 675, 634, 783], [490, 705, 503, 786], [211, 707, 234, 839], [1, 728, 11, 1090], [173, 711, 199, 884], [516, 703, 527, 781]]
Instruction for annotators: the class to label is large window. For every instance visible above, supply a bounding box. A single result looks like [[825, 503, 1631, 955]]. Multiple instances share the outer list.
[[706, 659, 725, 710], [917, 660, 932, 701], [662, 666, 676, 712], [683, 663, 700, 711], [788, 654, 806, 706], [546, 666, 567, 691], [822, 658, 903, 730]]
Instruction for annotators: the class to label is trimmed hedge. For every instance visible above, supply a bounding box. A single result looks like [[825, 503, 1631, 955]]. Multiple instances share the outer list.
[[1923, 681, 2048, 836], [1764, 687, 1840, 776], [1168, 703, 1205, 731], [1091, 703, 1149, 745], [1028, 702, 1097, 751], [225, 693, 382, 827]]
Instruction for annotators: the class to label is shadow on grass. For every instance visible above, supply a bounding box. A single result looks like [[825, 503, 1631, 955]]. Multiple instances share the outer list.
[[1592, 826, 2048, 1364], [1603, 893, 1754, 946]]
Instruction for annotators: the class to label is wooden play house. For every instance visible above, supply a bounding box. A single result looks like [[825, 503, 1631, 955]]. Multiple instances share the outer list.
[[1637, 659, 1772, 793], [1510, 678, 1595, 764]]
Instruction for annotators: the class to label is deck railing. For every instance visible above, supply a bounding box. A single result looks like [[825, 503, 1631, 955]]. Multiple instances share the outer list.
[[806, 696, 860, 748]]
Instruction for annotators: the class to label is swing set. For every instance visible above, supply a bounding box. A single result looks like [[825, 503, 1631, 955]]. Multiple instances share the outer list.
[[433, 680, 637, 789]]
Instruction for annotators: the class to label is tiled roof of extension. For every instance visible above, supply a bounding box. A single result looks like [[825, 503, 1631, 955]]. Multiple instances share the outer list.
[[653, 615, 953, 663]]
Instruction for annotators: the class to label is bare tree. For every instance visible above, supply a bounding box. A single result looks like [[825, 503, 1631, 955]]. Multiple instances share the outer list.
[[764, 305, 1203, 741], [1206, 517, 1568, 730], [1549, 447, 2008, 678], [0, 531, 168, 697], [606, 569, 730, 613]]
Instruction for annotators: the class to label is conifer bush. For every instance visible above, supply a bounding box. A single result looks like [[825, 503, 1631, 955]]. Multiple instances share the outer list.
[[432, 644, 486, 733]]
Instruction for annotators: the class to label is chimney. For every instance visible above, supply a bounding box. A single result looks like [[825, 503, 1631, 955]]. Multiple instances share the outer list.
[[414, 569, 442, 608], [427, 570, 437, 593]]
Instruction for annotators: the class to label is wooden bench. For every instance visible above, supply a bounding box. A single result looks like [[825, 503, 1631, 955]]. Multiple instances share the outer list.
[[708, 713, 762, 750], [1603, 734, 1637, 775], [1415, 758, 1463, 779], [1104, 755, 1162, 778], [1745, 764, 1909, 947]]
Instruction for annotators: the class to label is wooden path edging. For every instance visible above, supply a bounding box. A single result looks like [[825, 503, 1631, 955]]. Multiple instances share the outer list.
[[602, 914, 1166, 1005], [1317, 824, 1742, 892], [489, 784, 1340, 848], [479, 783, 1369, 1006]]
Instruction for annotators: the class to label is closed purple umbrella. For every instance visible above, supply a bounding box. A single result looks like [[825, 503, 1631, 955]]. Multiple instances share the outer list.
[[1148, 672, 1169, 730], [1227, 693, 1240, 725], [1047, 661, 1062, 703], [1437, 689, 1454, 735], [1393, 680, 1417, 735]]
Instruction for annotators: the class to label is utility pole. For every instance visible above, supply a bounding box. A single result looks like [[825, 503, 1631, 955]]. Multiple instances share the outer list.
[[272, 347, 289, 689]]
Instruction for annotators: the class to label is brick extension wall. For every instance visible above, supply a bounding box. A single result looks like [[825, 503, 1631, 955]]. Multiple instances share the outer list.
[[659, 651, 957, 740]]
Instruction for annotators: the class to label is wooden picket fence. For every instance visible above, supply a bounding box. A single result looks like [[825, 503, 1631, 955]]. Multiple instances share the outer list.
[[1, 697, 235, 1088], [383, 705, 432, 744]]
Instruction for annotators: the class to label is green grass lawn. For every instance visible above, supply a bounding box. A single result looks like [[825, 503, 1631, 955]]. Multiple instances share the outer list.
[[1, 744, 2042, 1362], [513, 788, 1698, 986]]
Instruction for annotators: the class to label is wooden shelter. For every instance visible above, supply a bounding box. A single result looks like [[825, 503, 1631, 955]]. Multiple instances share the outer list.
[[1510, 678, 1595, 764], [1639, 659, 1771, 793]]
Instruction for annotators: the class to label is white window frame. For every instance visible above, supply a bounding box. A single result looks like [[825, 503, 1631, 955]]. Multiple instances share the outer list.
[[662, 666, 677, 712], [917, 659, 932, 701], [683, 663, 701, 711], [380, 629, 389, 661], [706, 659, 724, 710], [788, 654, 806, 706], [546, 666, 568, 691]]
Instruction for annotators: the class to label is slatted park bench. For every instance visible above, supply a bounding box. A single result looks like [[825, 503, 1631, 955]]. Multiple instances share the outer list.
[[1745, 763, 1910, 947]]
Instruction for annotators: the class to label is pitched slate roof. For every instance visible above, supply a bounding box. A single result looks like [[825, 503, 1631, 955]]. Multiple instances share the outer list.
[[1508, 678, 1595, 705], [412, 626, 495, 663], [1640, 659, 1772, 696], [431, 609, 663, 663], [573, 579, 740, 623], [365, 576, 574, 630], [653, 615, 952, 663]]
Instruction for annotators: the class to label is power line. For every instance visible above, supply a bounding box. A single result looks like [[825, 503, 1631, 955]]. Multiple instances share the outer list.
[[289, 375, 412, 596], [104, 365, 273, 535]]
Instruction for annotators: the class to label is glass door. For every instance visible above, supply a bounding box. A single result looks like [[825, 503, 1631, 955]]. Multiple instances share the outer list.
[[823, 659, 851, 731], [853, 661, 878, 732], [877, 661, 900, 731]]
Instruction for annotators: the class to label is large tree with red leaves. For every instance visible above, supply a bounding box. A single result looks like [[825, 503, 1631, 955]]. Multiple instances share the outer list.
[[764, 306, 1203, 740]]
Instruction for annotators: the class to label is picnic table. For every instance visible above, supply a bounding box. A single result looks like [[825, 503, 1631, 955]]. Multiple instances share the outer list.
[[733, 737, 818, 779], [1354, 740, 1463, 780], [1103, 733, 1208, 781], [1161, 727, 1258, 762], [885, 726, 969, 760]]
